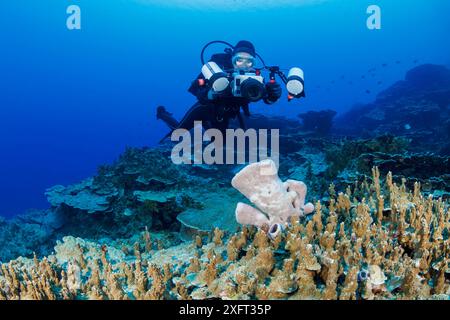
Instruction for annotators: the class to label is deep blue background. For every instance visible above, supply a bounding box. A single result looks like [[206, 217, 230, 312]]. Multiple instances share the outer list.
[[1, 0, 449, 217]]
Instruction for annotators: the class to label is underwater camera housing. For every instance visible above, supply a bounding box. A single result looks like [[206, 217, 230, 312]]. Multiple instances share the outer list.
[[201, 62, 266, 102], [231, 71, 265, 102], [199, 40, 305, 102]]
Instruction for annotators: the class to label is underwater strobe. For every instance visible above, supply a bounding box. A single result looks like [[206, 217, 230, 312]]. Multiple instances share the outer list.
[[201, 62, 230, 93], [286, 67, 305, 101]]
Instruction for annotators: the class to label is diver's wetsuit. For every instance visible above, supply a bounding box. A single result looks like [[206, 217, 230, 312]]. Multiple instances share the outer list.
[[157, 52, 252, 143]]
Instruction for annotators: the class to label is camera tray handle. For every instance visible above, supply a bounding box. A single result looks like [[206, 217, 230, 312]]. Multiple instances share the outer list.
[[266, 66, 288, 85]]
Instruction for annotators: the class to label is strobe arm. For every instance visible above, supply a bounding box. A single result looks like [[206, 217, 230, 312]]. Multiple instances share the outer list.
[[266, 66, 288, 85], [276, 70, 288, 85]]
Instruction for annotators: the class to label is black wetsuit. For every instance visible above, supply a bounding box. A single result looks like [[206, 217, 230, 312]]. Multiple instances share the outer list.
[[158, 52, 255, 142]]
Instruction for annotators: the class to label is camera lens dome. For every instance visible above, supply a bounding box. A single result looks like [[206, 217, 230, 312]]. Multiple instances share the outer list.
[[240, 78, 265, 102]]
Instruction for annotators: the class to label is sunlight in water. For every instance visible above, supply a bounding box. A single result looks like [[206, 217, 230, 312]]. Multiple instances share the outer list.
[[133, 0, 328, 11]]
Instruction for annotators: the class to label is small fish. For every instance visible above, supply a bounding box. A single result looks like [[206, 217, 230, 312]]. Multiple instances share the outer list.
[[340, 75, 345, 79], [413, 59, 419, 64], [365, 89, 371, 94], [404, 124, 411, 130], [361, 75, 366, 79], [377, 81, 382, 85], [382, 63, 388, 67], [395, 60, 401, 64]]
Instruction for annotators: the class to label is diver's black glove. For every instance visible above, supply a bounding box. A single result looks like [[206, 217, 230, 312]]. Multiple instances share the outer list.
[[265, 81, 282, 103]]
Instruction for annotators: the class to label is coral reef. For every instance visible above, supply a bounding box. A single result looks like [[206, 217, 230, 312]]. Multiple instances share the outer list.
[[0, 210, 64, 262], [2, 122, 449, 265], [45, 147, 187, 228], [4, 120, 449, 263], [42, 147, 246, 239], [1, 167, 448, 300], [298, 109, 337, 135], [324, 138, 450, 200], [335, 64, 450, 155], [2, 62, 450, 299], [324, 134, 410, 177], [0, 146, 246, 262]]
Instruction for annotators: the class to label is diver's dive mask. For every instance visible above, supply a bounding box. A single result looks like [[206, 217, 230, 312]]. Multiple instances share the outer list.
[[232, 52, 255, 70]]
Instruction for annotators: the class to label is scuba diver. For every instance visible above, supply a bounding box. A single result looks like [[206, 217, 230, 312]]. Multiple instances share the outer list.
[[156, 40, 305, 142]]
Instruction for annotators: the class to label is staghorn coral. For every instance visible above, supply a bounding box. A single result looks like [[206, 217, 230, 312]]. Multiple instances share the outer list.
[[0, 167, 448, 300]]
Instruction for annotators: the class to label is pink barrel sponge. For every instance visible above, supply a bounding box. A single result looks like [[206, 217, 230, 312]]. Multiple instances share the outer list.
[[231, 159, 314, 238]]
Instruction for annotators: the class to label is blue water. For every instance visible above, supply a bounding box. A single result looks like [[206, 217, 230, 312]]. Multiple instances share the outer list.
[[1, 0, 449, 217]]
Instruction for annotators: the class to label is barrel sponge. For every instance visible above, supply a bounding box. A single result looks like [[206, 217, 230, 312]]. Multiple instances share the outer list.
[[231, 159, 314, 236]]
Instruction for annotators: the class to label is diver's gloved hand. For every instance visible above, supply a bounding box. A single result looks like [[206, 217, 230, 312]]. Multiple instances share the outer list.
[[265, 81, 282, 103]]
